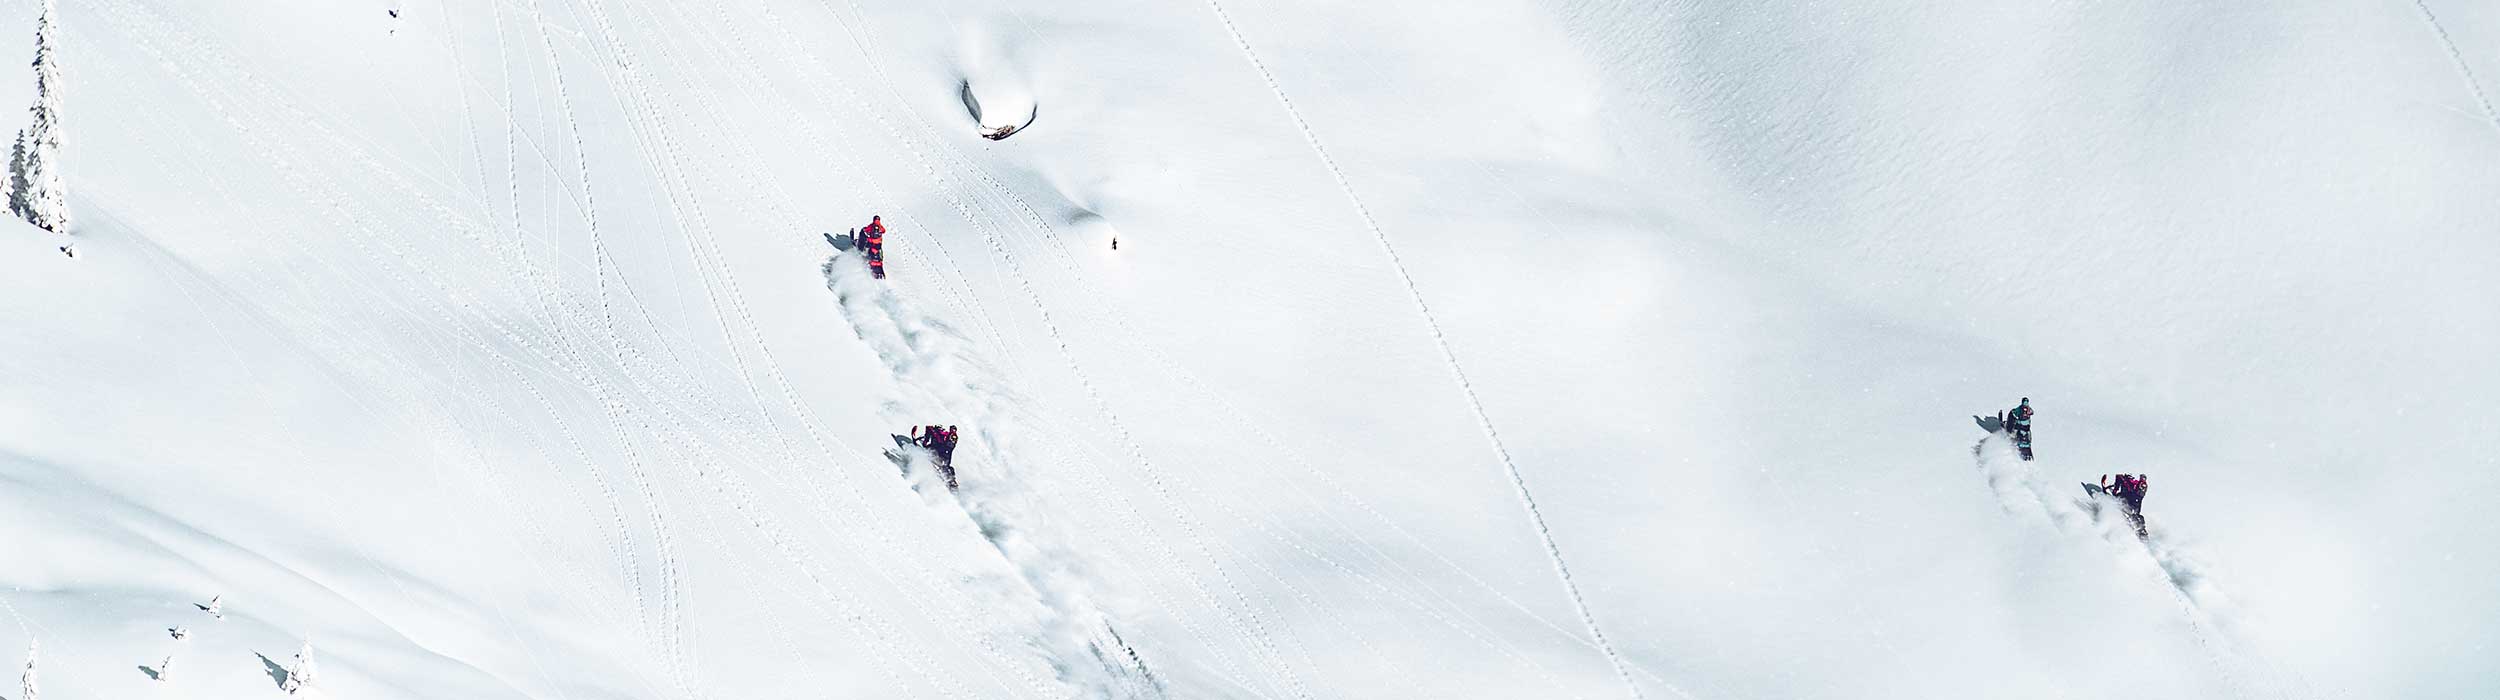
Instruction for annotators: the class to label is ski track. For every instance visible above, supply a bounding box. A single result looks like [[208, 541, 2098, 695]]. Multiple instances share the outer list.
[[802, 0, 1618, 691], [1191, 2, 1655, 698], [425, 10, 655, 661], [435, 0, 494, 213], [79, 2, 888, 696], [809, 0, 1680, 688], [78, 19, 660, 700], [921, 53, 1701, 700], [515, 0, 661, 654], [557, 1, 712, 690], [2408, 0, 2500, 137], [102, 75, 655, 680], [918, 75, 1659, 689], [102, 197, 590, 700], [76, 0, 1779, 696]]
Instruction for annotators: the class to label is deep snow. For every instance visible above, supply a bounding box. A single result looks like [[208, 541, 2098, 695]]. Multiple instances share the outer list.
[[0, 0, 2495, 698]]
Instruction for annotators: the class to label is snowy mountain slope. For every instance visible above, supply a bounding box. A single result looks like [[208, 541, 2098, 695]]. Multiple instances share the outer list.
[[0, 0, 2494, 698]]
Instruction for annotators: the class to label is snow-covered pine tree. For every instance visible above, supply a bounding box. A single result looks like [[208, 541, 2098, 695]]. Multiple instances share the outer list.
[[6, 129, 26, 216], [281, 640, 313, 694], [8, 0, 65, 234], [17, 641, 35, 700]]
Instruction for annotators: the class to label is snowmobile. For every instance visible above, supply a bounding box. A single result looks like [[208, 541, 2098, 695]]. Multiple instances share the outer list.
[[1973, 411, 2005, 433], [835, 215, 887, 279], [2079, 480, 2149, 540], [1972, 404, 2034, 460], [885, 425, 960, 491]]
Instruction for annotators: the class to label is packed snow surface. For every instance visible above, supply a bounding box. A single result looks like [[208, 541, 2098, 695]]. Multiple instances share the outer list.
[[1, 0, 2495, 698]]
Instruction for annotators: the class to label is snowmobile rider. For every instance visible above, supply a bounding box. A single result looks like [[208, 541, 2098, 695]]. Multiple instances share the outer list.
[[2099, 473, 2149, 537], [857, 218, 888, 278], [2007, 397, 2035, 460]]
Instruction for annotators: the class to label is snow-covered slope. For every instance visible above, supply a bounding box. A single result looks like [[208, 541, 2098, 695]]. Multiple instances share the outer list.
[[1, 0, 2494, 698]]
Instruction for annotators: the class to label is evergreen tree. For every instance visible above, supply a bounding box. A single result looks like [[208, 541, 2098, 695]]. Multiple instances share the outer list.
[[7, 129, 26, 217], [17, 641, 35, 700], [280, 640, 314, 694], [10, 0, 66, 233]]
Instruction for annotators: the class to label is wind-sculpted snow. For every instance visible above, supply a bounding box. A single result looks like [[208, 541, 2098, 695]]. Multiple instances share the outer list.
[[824, 254, 1162, 699]]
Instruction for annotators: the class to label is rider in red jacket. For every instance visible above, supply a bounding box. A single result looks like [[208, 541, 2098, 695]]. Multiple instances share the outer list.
[[2099, 474, 2149, 538]]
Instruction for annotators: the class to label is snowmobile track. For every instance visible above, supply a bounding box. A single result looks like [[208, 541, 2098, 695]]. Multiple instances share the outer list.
[[807, 3, 1302, 692], [653, 6, 1087, 693]]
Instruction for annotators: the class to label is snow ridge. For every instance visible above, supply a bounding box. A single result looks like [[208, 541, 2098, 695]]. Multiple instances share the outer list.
[[1195, 2, 1655, 698]]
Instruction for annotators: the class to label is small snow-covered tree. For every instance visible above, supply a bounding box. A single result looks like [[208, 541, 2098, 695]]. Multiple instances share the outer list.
[[7, 0, 65, 234], [280, 640, 313, 694], [6, 130, 25, 208], [18, 641, 35, 700]]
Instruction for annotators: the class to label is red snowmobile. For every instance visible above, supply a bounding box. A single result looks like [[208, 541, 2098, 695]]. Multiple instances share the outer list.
[[886, 424, 960, 490], [858, 216, 888, 279], [2081, 474, 2149, 540]]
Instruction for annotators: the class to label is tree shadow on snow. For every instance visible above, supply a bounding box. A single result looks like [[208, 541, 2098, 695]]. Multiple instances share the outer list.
[[257, 652, 292, 690]]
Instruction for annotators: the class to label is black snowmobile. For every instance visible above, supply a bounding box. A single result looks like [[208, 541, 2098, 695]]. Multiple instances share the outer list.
[[1973, 398, 2034, 460]]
